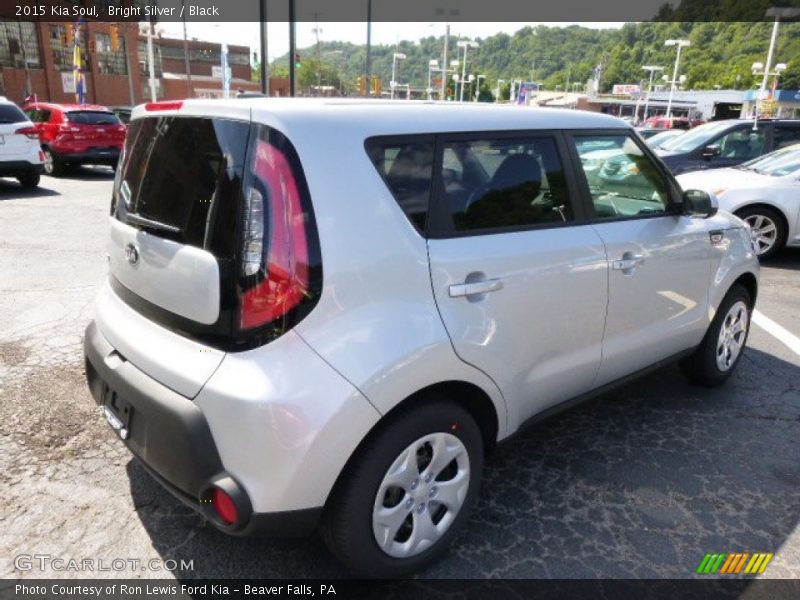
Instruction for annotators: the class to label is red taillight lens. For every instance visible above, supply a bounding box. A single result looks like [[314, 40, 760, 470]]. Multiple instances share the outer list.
[[211, 488, 238, 525], [239, 140, 310, 330], [145, 101, 183, 112], [15, 126, 39, 140]]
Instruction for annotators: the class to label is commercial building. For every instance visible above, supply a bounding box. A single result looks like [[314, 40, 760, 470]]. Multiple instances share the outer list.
[[0, 19, 285, 105]]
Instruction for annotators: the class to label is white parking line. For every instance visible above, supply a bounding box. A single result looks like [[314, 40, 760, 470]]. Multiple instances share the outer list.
[[752, 310, 800, 358]]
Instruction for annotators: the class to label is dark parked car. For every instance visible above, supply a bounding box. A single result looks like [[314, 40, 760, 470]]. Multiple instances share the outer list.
[[655, 118, 800, 174]]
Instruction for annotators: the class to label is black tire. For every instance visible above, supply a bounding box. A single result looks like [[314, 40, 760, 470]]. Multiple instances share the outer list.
[[320, 400, 484, 577], [17, 171, 40, 188], [735, 206, 787, 260], [43, 149, 64, 177], [680, 284, 752, 387]]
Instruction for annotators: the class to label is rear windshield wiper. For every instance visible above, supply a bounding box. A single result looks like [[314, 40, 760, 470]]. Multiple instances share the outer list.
[[125, 213, 180, 234]]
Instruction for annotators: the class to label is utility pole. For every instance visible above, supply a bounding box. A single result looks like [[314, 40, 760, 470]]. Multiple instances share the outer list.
[[259, 0, 269, 95], [288, 0, 296, 97], [365, 0, 372, 93], [146, 17, 157, 101], [15, 19, 33, 98], [312, 14, 322, 93], [123, 24, 135, 105], [181, 0, 192, 97], [441, 23, 449, 100]]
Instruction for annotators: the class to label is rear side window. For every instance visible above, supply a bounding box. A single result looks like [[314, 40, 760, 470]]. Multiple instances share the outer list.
[[67, 111, 120, 125], [113, 116, 250, 253], [0, 104, 27, 124], [439, 136, 574, 233], [365, 137, 434, 232]]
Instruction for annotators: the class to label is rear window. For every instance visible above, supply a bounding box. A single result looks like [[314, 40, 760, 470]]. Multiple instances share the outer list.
[[365, 137, 434, 232], [0, 103, 27, 124], [113, 116, 250, 253], [67, 111, 121, 125]]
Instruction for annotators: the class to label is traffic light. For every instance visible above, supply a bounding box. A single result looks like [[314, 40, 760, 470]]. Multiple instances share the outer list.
[[294, 52, 301, 69], [110, 25, 119, 52], [357, 76, 366, 96], [372, 77, 381, 97]]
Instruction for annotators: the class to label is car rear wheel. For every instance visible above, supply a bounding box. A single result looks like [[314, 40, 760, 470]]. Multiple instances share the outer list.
[[43, 149, 64, 177], [735, 206, 786, 259], [680, 284, 752, 387], [17, 171, 40, 188], [321, 400, 484, 577]]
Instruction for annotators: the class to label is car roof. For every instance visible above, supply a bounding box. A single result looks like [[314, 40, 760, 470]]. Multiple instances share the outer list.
[[134, 98, 630, 137], [24, 102, 112, 112]]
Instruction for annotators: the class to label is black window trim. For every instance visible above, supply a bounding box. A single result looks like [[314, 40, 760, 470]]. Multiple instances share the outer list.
[[363, 133, 436, 236], [427, 128, 591, 239], [565, 128, 685, 225]]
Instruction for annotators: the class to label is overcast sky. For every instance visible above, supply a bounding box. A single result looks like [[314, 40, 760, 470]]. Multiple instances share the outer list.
[[158, 22, 625, 62]]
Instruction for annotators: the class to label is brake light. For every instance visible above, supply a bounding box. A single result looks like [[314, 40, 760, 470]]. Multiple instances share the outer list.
[[239, 140, 310, 330], [145, 101, 183, 112], [15, 126, 39, 140]]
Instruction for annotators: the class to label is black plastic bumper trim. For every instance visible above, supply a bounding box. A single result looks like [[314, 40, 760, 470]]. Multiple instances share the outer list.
[[84, 320, 323, 537]]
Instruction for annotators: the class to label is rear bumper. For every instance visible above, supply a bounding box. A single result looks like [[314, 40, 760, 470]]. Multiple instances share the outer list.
[[0, 160, 43, 176], [83, 320, 321, 537], [52, 147, 120, 164]]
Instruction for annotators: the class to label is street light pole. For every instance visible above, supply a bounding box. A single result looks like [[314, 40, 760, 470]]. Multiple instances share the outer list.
[[665, 39, 690, 119], [457, 40, 478, 102], [427, 59, 439, 100], [391, 52, 406, 100], [474, 74, 485, 101], [441, 23, 449, 101], [641, 65, 663, 122]]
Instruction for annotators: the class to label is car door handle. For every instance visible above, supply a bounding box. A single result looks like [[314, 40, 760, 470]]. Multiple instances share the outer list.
[[449, 278, 504, 298], [612, 253, 645, 272]]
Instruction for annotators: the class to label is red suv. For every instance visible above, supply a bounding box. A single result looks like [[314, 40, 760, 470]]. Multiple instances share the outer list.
[[22, 102, 126, 176]]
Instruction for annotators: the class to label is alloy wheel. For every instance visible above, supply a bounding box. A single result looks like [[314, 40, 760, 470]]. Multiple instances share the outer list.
[[716, 300, 748, 372], [744, 214, 778, 256]]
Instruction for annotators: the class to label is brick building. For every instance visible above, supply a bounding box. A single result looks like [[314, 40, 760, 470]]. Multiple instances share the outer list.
[[0, 19, 286, 105]]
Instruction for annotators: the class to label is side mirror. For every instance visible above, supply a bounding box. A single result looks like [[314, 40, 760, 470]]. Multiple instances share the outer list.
[[682, 189, 718, 218], [702, 144, 721, 158]]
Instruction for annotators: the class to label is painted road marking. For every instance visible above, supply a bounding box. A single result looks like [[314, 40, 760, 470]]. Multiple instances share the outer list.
[[752, 310, 800, 358]]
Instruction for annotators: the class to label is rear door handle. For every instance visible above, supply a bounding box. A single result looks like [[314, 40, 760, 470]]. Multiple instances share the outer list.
[[611, 253, 645, 272], [449, 278, 503, 298]]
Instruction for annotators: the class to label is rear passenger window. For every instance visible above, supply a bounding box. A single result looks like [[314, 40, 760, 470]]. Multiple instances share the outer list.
[[440, 136, 573, 233], [365, 137, 434, 232]]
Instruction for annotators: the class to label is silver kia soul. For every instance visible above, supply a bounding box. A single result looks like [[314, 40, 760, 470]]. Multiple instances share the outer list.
[[84, 99, 759, 576]]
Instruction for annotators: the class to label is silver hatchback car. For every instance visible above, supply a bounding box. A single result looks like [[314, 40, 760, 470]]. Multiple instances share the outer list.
[[84, 99, 758, 576]]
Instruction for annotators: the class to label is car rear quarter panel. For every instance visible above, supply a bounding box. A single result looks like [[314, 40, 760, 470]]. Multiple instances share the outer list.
[[253, 113, 510, 440]]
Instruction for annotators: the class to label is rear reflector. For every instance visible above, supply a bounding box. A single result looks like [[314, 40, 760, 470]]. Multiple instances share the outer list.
[[211, 488, 238, 525], [239, 140, 310, 330], [144, 101, 184, 112]]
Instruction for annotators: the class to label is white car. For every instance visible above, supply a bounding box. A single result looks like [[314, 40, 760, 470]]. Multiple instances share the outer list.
[[0, 98, 44, 188], [84, 99, 758, 576], [677, 143, 800, 258]]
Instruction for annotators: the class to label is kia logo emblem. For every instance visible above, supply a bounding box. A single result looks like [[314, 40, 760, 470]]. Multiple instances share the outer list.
[[124, 243, 139, 265]]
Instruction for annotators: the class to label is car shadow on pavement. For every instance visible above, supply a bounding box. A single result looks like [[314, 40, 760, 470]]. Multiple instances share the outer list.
[[50, 165, 116, 181], [129, 346, 799, 579], [0, 179, 60, 199], [764, 248, 800, 272]]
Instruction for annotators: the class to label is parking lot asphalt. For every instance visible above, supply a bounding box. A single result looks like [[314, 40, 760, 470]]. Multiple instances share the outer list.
[[1, 171, 798, 580]]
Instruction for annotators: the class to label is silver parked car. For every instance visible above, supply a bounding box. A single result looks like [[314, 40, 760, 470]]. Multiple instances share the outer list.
[[84, 99, 759, 576]]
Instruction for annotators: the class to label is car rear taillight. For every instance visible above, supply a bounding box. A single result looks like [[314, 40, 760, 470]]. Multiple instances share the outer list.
[[14, 126, 39, 140], [239, 139, 311, 330], [59, 123, 80, 135]]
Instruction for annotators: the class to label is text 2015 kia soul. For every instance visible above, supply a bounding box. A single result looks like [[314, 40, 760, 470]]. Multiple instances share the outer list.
[[84, 99, 758, 576]]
